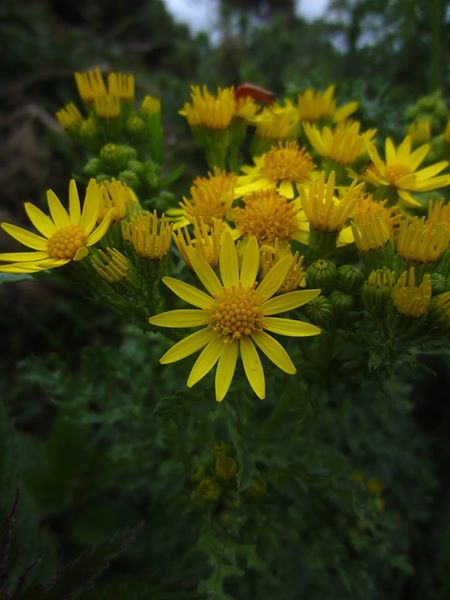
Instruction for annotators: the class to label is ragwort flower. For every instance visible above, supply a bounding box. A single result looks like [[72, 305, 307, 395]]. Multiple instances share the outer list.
[[297, 85, 358, 124], [236, 141, 315, 198], [363, 136, 450, 207], [149, 233, 321, 401], [0, 180, 111, 273]]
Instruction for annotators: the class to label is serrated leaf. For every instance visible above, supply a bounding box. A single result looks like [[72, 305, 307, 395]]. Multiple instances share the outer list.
[[20, 523, 143, 600]]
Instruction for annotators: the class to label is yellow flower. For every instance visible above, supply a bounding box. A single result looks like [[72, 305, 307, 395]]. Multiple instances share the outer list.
[[235, 96, 260, 122], [407, 119, 431, 145], [352, 212, 391, 253], [107, 72, 134, 100], [56, 102, 83, 130], [363, 136, 450, 207], [260, 241, 305, 292], [173, 219, 224, 268], [235, 141, 314, 199], [395, 218, 450, 264], [233, 190, 301, 244], [149, 233, 321, 401], [168, 168, 236, 229], [427, 199, 450, 229], [391, 268, 431, 317], [98, 180, 139, 223], [351, 195, 400, 252], [91, 248, 130, 283], [180, 85, 236, 130], [351, 194, 400, 233], [252, 102, 299, 140], [303, 121, 376, 166], [141, 95, 161, 115], [122, 211, 172, 260], [301, 171, 361, 232], [75, 67, 107, 102], [297, 85, 358, 124], [93, 94, 121, 119], [0, 180, 112, 273]]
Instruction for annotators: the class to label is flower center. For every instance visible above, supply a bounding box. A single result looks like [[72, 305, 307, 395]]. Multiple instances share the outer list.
[[208, 283, 263, 342], [234, 190, 299, 243], [385, 164, 411, 183], [260, 142, 314, 183], [47, 224, 87, 259]]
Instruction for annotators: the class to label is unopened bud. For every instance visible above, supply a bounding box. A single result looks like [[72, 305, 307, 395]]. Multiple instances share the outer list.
[[305, 259, 337, 292]]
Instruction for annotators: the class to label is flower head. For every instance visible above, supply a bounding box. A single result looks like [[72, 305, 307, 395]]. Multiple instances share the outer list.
[[297, 85, 358, 124], [301, 171, 361, 233], [98, 179, 139, 223], [141, 95, 161, 115], [56, 103, 83, 130], [407, 119, 431, 145], [149, 233, 320, 401], [236, 141, 314, 198], [173, 219, 224, 268], [122, 211, 172, 260], [168, 168, 236, 229], [75, 68, 107, 103], [260, 241, 305, 292], [352, 212, 392, 253], [91, 248, 130, 283], [395, 218, 450, 264], [180, 86, 236, 130], [391, 268, 431, 317], [107, 72, 135, 100], [304, 121, 376, 166], [363, 136, 450, 207], [0, 180, 112, 273], [252, 102, 299, 140], [233, 190, 301, 244], [93, 94, 120, 119]]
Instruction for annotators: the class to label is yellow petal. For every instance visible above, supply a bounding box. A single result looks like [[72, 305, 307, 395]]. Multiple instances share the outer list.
[[24, 203, 56, 237], [256, 255, 291, 301], [187, 335, 223, 387], [240, 337, 265, 399], [1, 223, 47, 250], [186, 247, 222, 296], [240, 236, 259, 288], [159, 328, 214, 364], [79, 179, 100, 235], [219, 230, 239, 287], [263, 289, 321, 315], [278, 180, 294, 199], [215, 342, 238, 402], [149, 309, 207, 328], [0, 251, 48, 262], [251, 329, 296, 374], [163, 276, 212, 308], [385, 138, 396, 164], [263, 317, 321, 337], [46, 189, 70, 228], [86, 211, 112, 246], [69, 179, 81, 224], [0, 258, 68, 273], [407, 144, 430, 171]]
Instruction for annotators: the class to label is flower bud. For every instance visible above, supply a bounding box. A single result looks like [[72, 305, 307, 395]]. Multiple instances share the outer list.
[[215, 456, 238, 481], [100, 143, 137, 173], [83, 158, 103, 177], [362, 268, 396, 315], [302, 295, 333, 326], [197, 477, 221, 502], [305, 259, 337, 292], [329, 290, 354, 315], [337, 265, 364, 293], [125, 115, 147, 145], [431, 272, 450, 295], [246, 476, 267, 499], [79, 117, 100, 147]]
